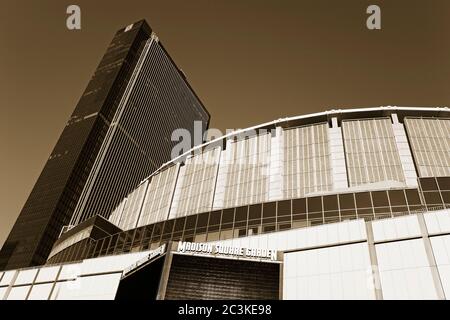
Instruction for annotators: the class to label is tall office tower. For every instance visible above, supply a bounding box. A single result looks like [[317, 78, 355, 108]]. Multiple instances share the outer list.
[[0, 20, 210, 271]]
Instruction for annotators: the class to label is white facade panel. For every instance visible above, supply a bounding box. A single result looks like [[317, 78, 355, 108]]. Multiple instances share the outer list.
[[376, 239, 439, 299], [0, 270, 16, 287], [51, 273, 122, 300], [424, 209, 450, 235], [372, 214, 421, 242], [27, 283, 54, 300], [7, 286, 31, 300], [79, 250, 150, 276], [210, 219, 367, 252], [430, 235, 450, 298], [58, 264, 82, 281], [0, 287, 7, 300], [283, 243, 375, 299], [35, 266, 60, 283], [15, 269, 38, 286]]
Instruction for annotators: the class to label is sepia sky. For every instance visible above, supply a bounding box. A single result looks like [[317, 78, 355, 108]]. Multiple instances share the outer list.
[[1, 0, 450, 247]]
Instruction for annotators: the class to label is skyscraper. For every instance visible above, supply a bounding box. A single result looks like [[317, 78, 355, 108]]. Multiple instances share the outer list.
[[0, 20, 210, 271]]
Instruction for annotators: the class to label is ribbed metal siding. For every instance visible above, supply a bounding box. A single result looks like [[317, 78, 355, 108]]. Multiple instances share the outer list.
[[283, 123, 332, 198], [222, 134, 271, 208], [404, 118, 450, 177], [343, 118, 406, 187], [170, 147, 221, 218], [138, 164, 180, 227], [118, 180, 149, 231]]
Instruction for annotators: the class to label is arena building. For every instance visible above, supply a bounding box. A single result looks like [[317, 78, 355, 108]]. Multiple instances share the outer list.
[[1, 106, 449, 300]]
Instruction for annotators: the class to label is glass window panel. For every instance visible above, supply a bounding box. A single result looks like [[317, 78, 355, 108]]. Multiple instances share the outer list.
[[106, 235, 118, 255], [185, 215, 197, 230], [277, 200, 291, 216], [406, 189, 422, 206], [277, 214, 291, 222], [209, 210, 222, 225], [374, 207, 391, 215], [249, 204, 262, 220], [388, 190, 407, 206], [292, 198, 307, 214], [100, 237, 112, 256], [221, 208, 235, 224], [308, 197, 322, 212], [262, 217, 276, 224], [441, 191, 450, 205], [340, 209, 357, 220], [293, 213, 307, 222], [308, 212, 323, 224], [247, 218, 261, 228], [263, 225, 276, 233], [93, 239, 104, 257], [437, 177, 450, 191], [292, 220, 309, 229], [420, 178, 439, 191], [372, 191, 389, 207], [219, 227, 233, 240], [263, 202, 277, 218], [162, 221, 174, 235], [247, 226, 260, 236], [196, 213, 209, 228], [172, 233, 182, 242], [161, 232, 172, 242], [237, 228, 247, 237], [207, 231, 220, 242], [208, 223, 220, 232], [152, 223, 163, 239], [234, 221, 246, 228], [357, 208, 374, 218], [339, 193, 355, 210], [408, 205, 424, 214], [324, 210, 339, 219], [355, 192, 372, 208], [323, 195, 338, 211], [391, 206, 409, 215], [423, 192, 443, 206], [174, 218, 186, 232], [235, 206, 248, 222], [278, 223, 291, 231]]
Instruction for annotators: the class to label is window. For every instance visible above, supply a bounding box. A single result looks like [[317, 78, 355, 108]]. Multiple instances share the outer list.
[[423, 192, 443, 207], [249, 204, 262, 220], [263, 202, 276, 224], [308, 197, 322, 213], [437, 177, 450, 191], [420, 178, 439, 191]]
